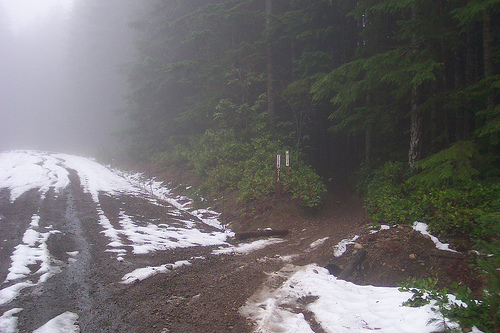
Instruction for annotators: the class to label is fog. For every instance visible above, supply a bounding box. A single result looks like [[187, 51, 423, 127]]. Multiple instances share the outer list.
[[0, 0, 147, 157]]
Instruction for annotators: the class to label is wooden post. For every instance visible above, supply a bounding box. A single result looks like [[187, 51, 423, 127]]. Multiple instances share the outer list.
[[275, 154, 281, 197], [285, 150, 290, 174]]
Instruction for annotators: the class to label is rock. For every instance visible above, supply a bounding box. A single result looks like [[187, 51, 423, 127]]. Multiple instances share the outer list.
[[409, 254, 417, 260]]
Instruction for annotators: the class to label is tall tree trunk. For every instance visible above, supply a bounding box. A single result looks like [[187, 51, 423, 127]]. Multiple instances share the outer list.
[[455, 50, 462, 141], [465, 28, 476, 138], [365, 122, 372, 166], [408, 5, 422, 168], [365, 93, 372, 165], [409, 85, 423, 167], [265, 0, 275, 121], [483, 9, 496, 146]]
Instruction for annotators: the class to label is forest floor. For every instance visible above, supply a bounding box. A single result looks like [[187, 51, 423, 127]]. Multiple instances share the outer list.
[[116, 164, 483, 333]]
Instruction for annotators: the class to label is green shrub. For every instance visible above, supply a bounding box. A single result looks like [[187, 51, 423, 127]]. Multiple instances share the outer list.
[[424, 184, 500, 239], [236, 137, 280, 202], [399, 242, 499, 333], [363, 161, 417, 224], [360, 158, 500, 240], [191, 129, 247, 176], [282, 164, 327, 208]]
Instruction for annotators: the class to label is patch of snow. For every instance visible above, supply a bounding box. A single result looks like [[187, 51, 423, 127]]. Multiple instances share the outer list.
[[121, 260, 191, 284], [1, 151, 233, 262], [0, 282, 33, 306], [333, 235, 359, 257], [310, 237, 329, 249], [413, 222, 458, 253], [212, 238, 285, 255], [0, 151, 69, 202], [242, 264, 464, 333], [0, 308, 23, 333], [5, 216, 59, 283], [112, 211, 228, 257], [370, 224, 390, 234], [33, 311, 80, 333]]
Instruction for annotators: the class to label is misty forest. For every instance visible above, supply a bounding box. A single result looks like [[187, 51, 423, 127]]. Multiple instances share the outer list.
[[125, 0, 500, 238], [1, 0, 499, 331]]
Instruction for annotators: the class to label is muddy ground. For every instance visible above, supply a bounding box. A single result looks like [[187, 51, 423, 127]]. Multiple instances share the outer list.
[[0, 165, 482, 333]]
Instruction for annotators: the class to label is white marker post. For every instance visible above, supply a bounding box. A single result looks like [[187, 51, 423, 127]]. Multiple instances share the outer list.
[[275, 154, 281, 197], [285, 150, 290, 174]]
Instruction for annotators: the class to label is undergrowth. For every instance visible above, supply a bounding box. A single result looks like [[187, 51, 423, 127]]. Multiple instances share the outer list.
[[153, 131, 327, 208], [399, 240, 499, 332]]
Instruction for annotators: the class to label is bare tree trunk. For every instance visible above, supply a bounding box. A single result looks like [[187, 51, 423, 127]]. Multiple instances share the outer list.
[[365, 94, 372, 166], [409, 87, 423, 168], [483, 9, 496, 146], [408, 5, 422, 168], [265, 0, 275, 121], [465, 28, 476, 138]]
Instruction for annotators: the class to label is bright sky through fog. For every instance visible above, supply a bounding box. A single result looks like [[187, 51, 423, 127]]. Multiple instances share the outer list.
[[0, 0, 74, 33]]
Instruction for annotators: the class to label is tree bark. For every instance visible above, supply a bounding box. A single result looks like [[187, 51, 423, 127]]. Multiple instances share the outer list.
[[265, 0, 275, 121], [409, 106, 423, 168], [483, 9, 496, 146], [408, 5, 422, 168]]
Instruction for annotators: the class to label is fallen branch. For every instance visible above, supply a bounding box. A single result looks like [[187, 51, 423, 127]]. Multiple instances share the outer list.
[[234, 229, 289, 241], [338, 248, 367, 280]]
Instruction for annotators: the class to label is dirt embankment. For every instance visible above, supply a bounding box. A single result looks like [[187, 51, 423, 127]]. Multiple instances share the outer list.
[[109, 162, 483, 333]]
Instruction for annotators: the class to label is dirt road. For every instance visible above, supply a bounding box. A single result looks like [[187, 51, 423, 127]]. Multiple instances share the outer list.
[[1, 151, 477, 333]]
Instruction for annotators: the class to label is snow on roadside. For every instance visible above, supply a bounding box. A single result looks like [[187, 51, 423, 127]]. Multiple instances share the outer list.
[[413, 222, 458, 253], [333, 235, 359, 257], [242, 264, 463, 333], [212, 238, 285, 255], [309, 237, 329, 249], [0, 151, 69, 202], [32, 312, 79, 333], [370, 224, 391, 233], [1, 213, 62, 306], [0, 308, 23, 333], [121, 260, 192, 284], [0, 151, 232, 262], [0, 282, 33, 306]]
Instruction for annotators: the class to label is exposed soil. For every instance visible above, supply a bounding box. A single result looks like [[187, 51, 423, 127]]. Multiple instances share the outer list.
[[1, 160, 483, 333], [110, 165, 483, 333]]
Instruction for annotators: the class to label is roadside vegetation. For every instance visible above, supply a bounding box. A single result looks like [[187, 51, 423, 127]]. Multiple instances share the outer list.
[[123, 1, 499, 331]]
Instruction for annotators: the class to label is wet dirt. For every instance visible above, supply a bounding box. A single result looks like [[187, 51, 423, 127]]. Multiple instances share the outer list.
[[0, 168, 482, 333]]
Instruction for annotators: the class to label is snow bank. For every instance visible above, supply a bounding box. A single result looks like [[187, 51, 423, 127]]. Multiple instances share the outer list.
[[333, 235, 359, 257], [121, 260, 192, 284], [242, 264, 462, 333], [0, 308, 23, 333], [33, 312, 79, 333], [212, 238, 285, 255], [413, 222, 458, 253]]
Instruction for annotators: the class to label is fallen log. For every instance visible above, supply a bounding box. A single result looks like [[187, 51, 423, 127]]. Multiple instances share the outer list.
[[234, 229, 289, 241], [338, 248, 367, 280]]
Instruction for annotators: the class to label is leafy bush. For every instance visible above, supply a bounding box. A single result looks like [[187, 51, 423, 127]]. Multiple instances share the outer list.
[[282, 163, 327, 208], [399, 243, 500, 333], [360, 153, 500, 240], [425, 185, 500, 238], [237, 137, 279, 202], [181, 133, 327, 208], [362, 161, 418, 225], [190, 129, 247, 176]]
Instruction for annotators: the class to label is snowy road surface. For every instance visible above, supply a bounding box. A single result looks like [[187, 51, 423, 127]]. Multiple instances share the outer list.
[[0, 150, 478, 333], [0, 150, 231, 332]]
